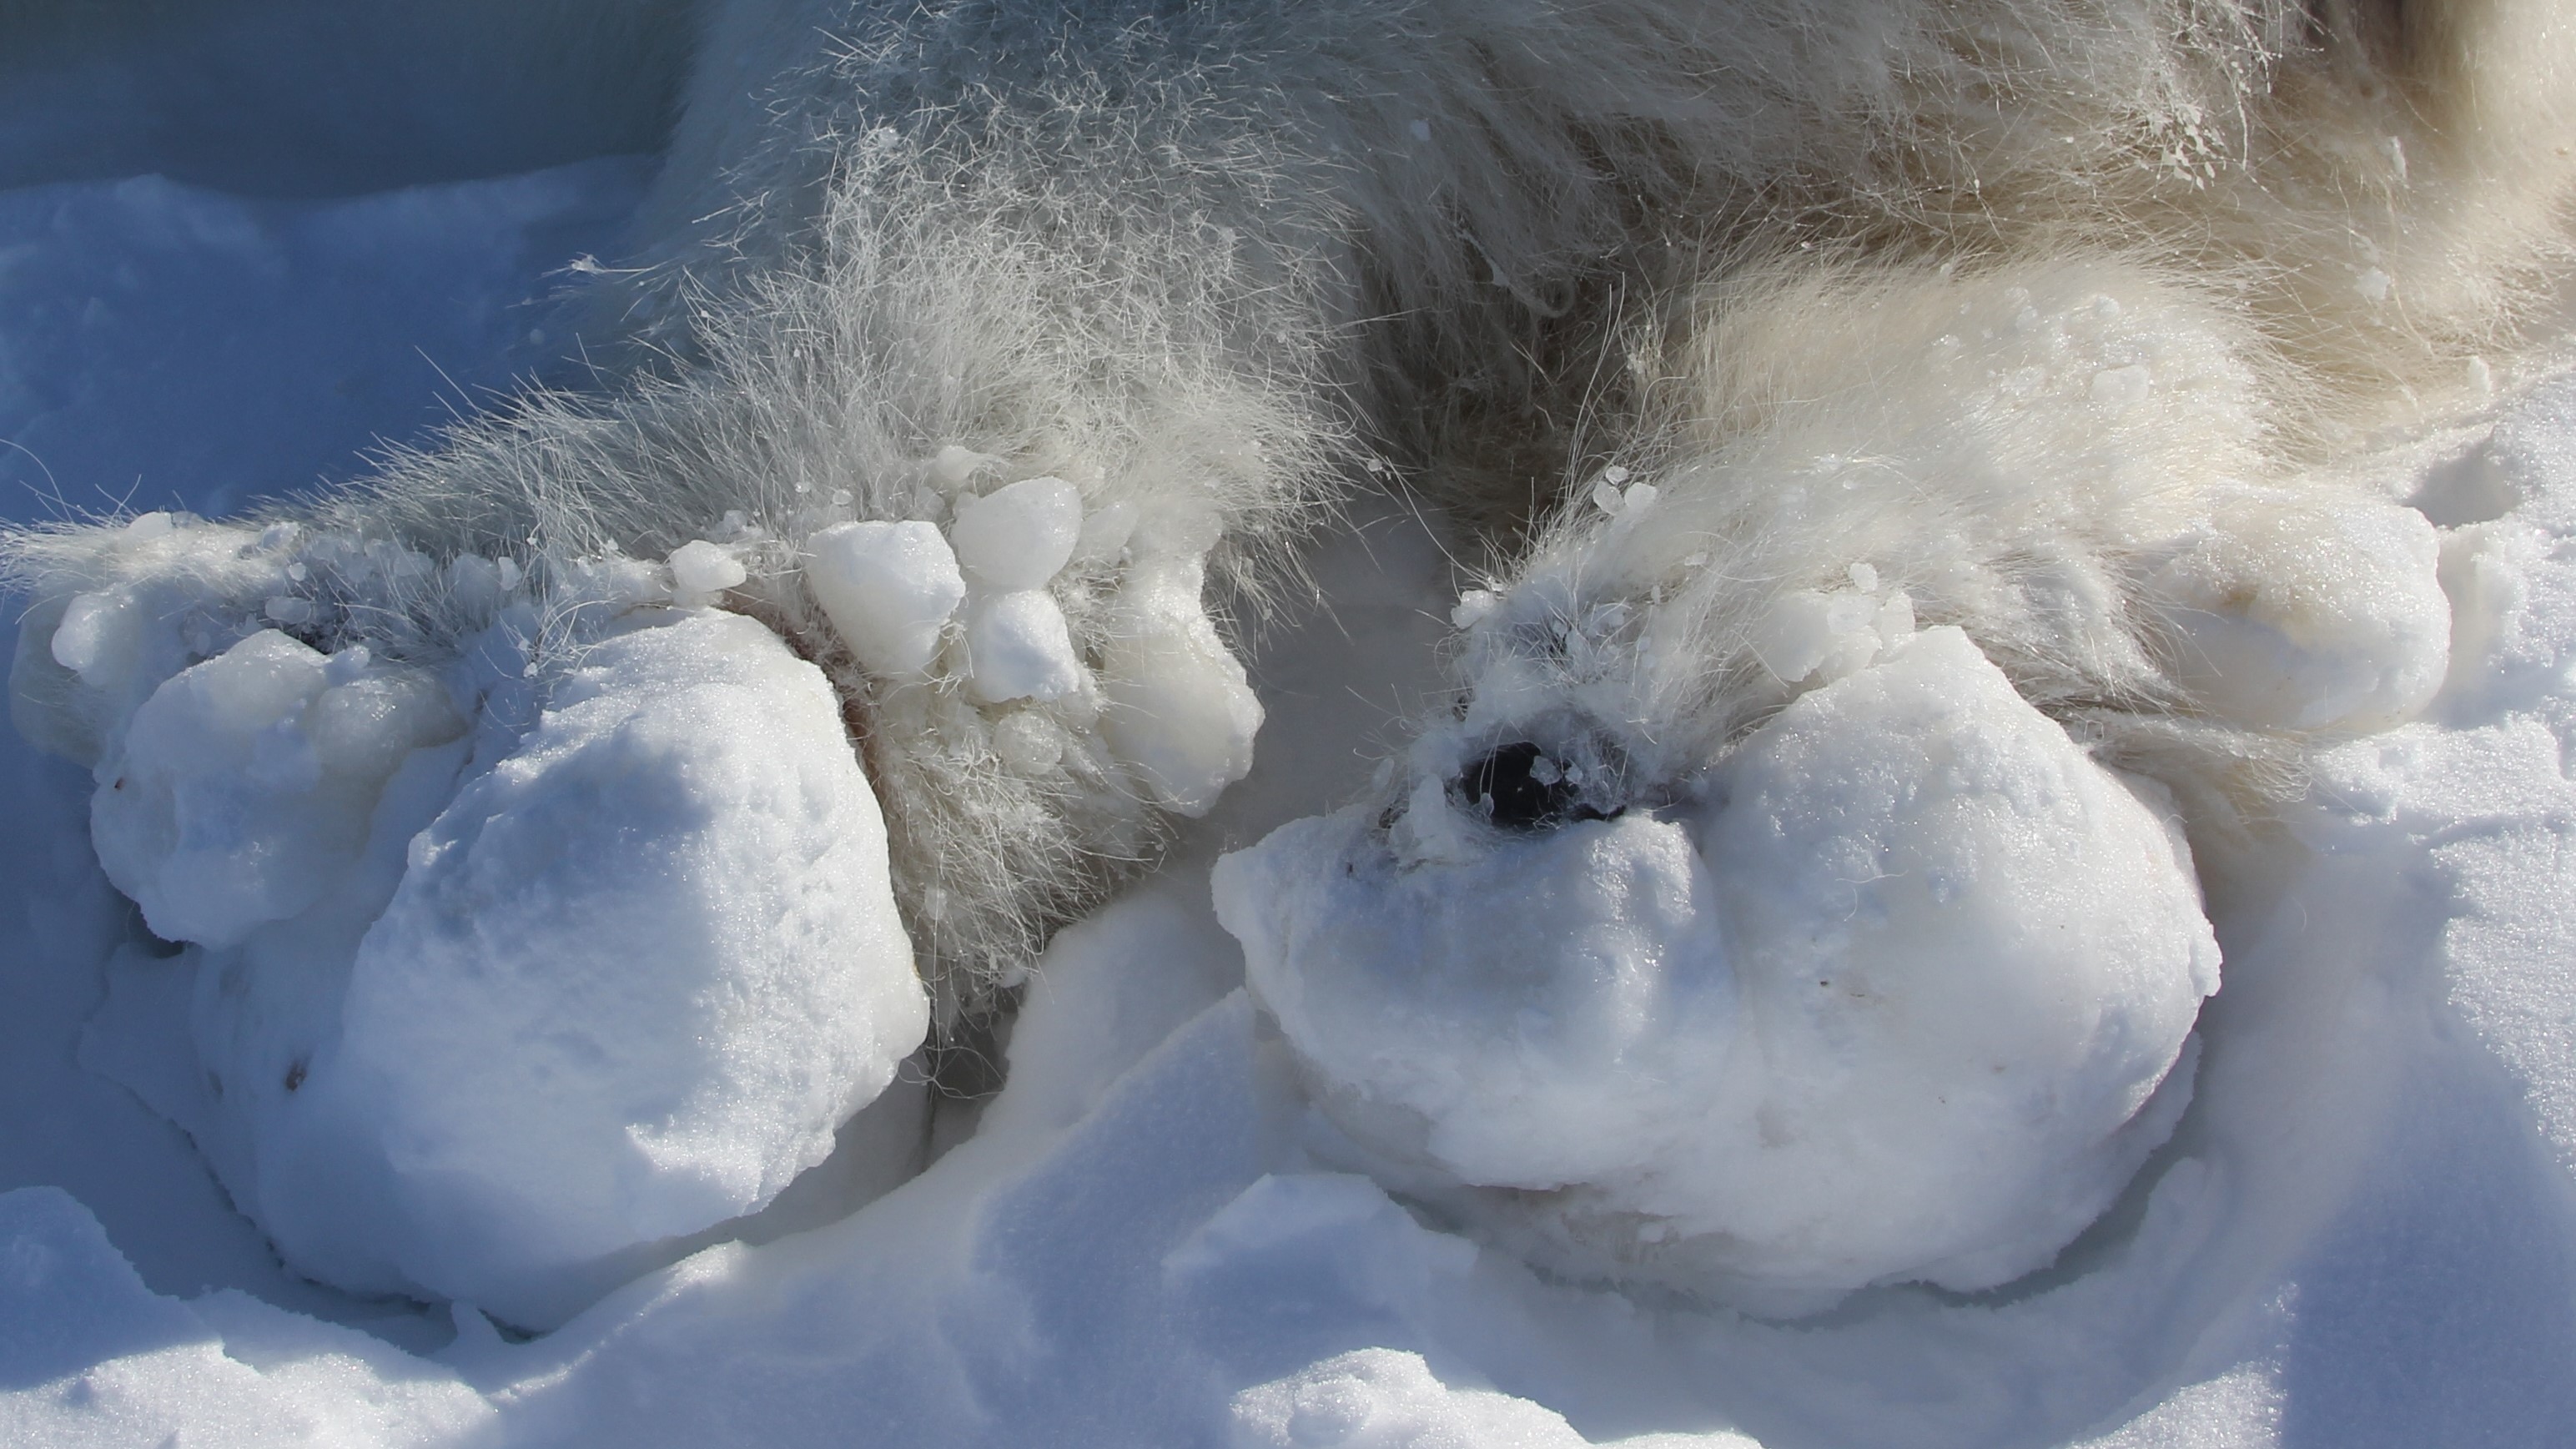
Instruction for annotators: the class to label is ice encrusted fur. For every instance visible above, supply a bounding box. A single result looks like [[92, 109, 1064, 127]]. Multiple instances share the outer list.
[[10, 0, 2576, 1014]]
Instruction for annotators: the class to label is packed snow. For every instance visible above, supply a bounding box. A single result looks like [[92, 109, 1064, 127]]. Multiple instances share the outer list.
[[5, 13, 2576, 1449], [73, 604, 926, 1331], [1217, 626, 2219, 1314], [2149, 493, 2453, 735], [88, 627, 465, 948]]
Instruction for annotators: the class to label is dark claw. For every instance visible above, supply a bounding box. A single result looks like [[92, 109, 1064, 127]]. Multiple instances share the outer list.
[[1458, 742, 1615, 830]]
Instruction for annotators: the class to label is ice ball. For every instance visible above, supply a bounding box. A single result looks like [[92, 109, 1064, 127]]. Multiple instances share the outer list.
[[1215, 627, 2218, 1314]]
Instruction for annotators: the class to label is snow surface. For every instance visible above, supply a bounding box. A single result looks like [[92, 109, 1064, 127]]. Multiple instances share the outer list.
[[7, 22, 2576, 1449], [2151, 493, 2452, 735]]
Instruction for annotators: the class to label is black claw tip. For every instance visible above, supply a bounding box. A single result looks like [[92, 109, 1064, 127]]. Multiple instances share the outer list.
[[1458, 742, 1615, 830]]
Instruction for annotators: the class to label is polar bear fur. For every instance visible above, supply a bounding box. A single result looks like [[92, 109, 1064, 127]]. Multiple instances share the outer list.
[[10, 3, 2574, 1021]]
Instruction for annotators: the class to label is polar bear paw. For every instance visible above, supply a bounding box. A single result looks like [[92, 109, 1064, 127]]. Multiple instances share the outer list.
[[1216, 627, 2219, 1314]]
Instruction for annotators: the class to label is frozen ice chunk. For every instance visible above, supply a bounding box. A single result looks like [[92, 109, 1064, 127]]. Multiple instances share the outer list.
[[950, 475, 1084, 591], [667, 539, 747, 598], [90, 630, 463, 948], [1071, 499, 1140, 565], [1222, 803, 1738, 1196], [1216, 627, 2216, 1314], [2151, 491, 2448, 733], [1682, 627, 2216, 1300], [49, 590, 137, 683], [1099, 551, 1261, 815], [1748, 584, 1916, 686], [2090, 362, 2153, 410], [444, 554, 511, 616], [928, 443, 997, 486], [803, 521, 967, 678], [992, 710, 1065, 775], [965, 588, 1084, 703], [269, 610, 925, 1327]]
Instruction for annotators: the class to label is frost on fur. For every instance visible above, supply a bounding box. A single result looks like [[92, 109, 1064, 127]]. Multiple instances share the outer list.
[[8, 114, 1341, 1017], [8, 0, 2576, 1321]]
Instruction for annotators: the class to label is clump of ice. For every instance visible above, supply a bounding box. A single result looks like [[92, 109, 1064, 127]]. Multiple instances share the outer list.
[[965, 589, 1084, 703], [89, 629, 465, 948], [992, 709, 1068, 775], [51, 586, 145, 682], [2147, 489, 2450, 734], [1097, 508, 1262, 814], [1072, 499, 1140, 565], [667, 539, 747, 601], [1215, 627, 2218, 1314], [14, 516, 296, 764], [928, 443, 998, 487], [802, 520, 966, 678], [950, 475, 1084, 591], [797, 473, 1257, 808], [251, 609, 926, 1326], [1747, 573, 1917, 687], [944, 476, 1091, 704], [67, 606, 929, 1330]]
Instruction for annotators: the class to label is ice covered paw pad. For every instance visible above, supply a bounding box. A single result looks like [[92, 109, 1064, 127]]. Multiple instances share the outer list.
[[26, 546, 927, 1326], [279, 610, 927, 1326], [1215, 628, 2221, 1316], [797, 459, 1260, 817], [3, 447, 1270, 1319]]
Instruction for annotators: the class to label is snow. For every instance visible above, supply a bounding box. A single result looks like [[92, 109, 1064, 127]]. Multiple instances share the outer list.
[[0, 158, 654, 520], [90, 628, 463, 948], [6, 18, 2576, 1449], [0, 1187, 492, 1447], [1227, 1346, 1748, 1449], [1215, 626, 2216, 1314]]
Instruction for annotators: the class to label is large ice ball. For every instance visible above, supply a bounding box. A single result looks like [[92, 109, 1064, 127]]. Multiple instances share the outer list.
[[1215, 627, 2219, 1314]]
